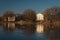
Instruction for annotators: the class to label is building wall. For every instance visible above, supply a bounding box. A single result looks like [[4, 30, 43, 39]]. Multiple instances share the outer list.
[[36, 24, 44, 33], [8, 16, 15, 21], [36, 13, 44, 21]]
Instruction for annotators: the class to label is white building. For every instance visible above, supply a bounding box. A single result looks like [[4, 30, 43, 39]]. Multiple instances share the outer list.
[[36, 13, 44, 21], [8, 16, 15, 21]]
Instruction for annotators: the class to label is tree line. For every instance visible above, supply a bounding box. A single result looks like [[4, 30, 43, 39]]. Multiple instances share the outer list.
[[0, 9, 37, 22], [44, 7, 60, 25], [0, 6, 60, 23]]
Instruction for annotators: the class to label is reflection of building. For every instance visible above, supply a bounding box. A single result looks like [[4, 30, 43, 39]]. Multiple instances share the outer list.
[[36, 13, 44, 21], [36, 24, 44, 33], [3, 23, 15, 31], [8, 23, 15, 29]]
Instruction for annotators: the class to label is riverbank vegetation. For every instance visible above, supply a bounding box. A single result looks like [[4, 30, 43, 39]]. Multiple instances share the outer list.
[[0, 6, 60, 25], [43, 6, 60, 25]]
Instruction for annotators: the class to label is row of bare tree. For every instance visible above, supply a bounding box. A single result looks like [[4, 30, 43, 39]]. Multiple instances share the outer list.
[[44, 7, 60, 25], [0, 9, 37, 22], [0, 7, 60, 23]]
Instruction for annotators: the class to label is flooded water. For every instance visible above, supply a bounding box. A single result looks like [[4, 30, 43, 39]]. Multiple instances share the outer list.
[[0, 23, 60, 40]]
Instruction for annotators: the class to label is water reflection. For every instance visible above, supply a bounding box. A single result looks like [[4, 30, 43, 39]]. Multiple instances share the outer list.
[[0, 23, 60, 40], [44, 24, 60, 40], [2, 23, 36, 35], [16, 24, 36, 36], [3, 23, 15, 32], [36, 24, 44, 33]]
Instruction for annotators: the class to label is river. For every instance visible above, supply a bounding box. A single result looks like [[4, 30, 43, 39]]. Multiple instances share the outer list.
[[0, 23, 60, 40]]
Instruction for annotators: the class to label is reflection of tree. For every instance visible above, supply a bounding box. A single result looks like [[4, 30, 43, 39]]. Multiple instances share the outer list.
[[16, 24, 36, 35], [23, 25, 36, 36], [44, 25, 60, 40]]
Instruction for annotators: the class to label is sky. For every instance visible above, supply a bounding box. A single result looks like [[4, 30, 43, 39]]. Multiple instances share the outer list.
[[0, 0, 60, 16]]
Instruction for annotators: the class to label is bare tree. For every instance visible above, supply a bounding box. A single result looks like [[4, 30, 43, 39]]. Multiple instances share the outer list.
[[44, 7, 60, 23], [3, 11, 15, 17], [23, 9, 36, 22]]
